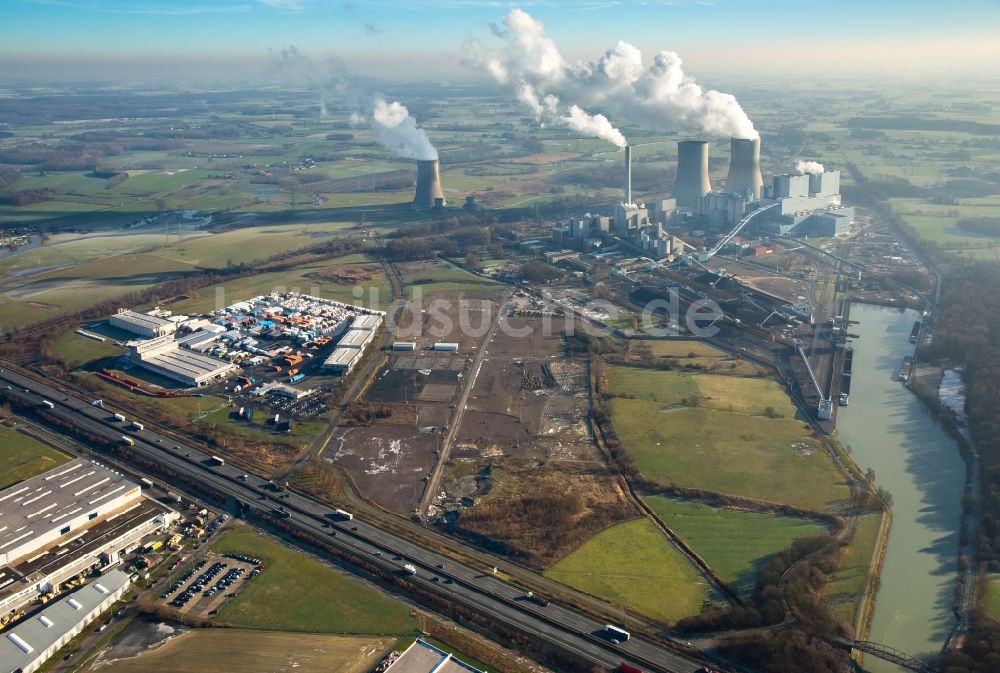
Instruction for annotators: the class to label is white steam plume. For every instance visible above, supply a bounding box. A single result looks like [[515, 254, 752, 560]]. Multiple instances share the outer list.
[[796, 160, 825, 175], [464, 9, 758, 140], [370, 98, 438, 161], [563, 106, 626, 148]]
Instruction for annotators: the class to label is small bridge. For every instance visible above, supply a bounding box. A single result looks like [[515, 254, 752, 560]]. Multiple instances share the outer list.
[[832, 638, 938, 673]]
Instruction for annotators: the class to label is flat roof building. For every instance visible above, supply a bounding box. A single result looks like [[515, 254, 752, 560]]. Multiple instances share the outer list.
[[109, 309, 176, 338], [127, 336, 236, 387], [384, 639, 485, 673], [0, 570, 130, 673], [337, 329, 374, 350], [0, 459, 141, 568], [350, 314, 382, 331], [322, 347, 362, 375]]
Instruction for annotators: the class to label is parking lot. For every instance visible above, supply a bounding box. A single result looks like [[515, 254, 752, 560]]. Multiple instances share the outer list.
[[159, 550, 264, 618]]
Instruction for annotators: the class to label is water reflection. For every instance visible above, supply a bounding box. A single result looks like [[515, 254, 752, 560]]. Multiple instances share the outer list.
[[838, 304, 963, 670]]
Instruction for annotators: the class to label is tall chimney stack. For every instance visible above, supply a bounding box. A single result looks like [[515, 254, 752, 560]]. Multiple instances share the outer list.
[[413, 159, 445, 209], [725, 137, 763, 200], [624, 145, 632, 205], [673, 140, 711, 208]]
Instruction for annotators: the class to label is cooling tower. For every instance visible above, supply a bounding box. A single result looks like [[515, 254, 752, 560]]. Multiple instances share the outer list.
[[413, 159, 445, 209], [624, 145, 632, 205], [673, 140, 711, 208], [725, 137, 763, 201]]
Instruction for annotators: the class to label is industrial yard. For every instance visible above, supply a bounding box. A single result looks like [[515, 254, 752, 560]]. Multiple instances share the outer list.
[[0, 9, 995, 671]]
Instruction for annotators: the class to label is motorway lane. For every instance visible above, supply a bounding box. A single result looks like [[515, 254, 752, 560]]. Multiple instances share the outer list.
[[0, 367, 708, 673]]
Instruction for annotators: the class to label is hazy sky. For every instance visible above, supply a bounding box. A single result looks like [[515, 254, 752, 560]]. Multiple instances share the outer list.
[[3, 0, 999, 83]]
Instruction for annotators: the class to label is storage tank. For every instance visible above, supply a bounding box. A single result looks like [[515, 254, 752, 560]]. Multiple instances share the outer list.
[[725, 137, 763, 201], [673, 140, 711, 208]]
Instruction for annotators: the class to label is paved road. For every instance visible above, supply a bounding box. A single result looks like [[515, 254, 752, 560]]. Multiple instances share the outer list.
[[0, 366, 713, 673], [418, 287, 513, 520]]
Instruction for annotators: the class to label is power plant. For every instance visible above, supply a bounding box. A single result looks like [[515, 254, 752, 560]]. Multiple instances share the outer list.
[[413, 159, 445, 209], [624, 145, 633, 205], [724, 137, 763, 201], [673, 140, 711, 208]]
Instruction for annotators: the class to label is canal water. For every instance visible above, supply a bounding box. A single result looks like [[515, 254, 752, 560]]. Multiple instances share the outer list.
[[837, 304, 965, 670]]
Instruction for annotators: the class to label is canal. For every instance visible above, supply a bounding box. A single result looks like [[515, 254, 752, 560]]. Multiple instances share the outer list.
[[837, 304, 965, 670]]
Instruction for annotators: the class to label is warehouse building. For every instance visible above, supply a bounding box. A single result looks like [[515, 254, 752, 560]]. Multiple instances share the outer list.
[[109, 309, 176, 338], [322, 347, 363, 375], [127, 334, 236, 387], [0, 460, 176, 618], [0, 570, 130, 673], [0, 459, 142, 567], [350, 314, 383, 332], [383, 639, 485, 673], [338, 328, 374, 350]]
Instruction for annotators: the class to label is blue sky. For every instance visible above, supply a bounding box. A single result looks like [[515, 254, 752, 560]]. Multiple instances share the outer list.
[[3, 0, 998, 82]]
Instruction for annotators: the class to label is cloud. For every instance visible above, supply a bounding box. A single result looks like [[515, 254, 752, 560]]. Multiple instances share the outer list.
[[465, 8, 758, 140]]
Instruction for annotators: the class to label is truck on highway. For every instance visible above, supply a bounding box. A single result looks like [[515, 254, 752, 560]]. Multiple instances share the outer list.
[[40, 399, 55, 409], [140, 477, 154, 488], [524, 591, 549, 607], [603, 625, 630, 643], [92, 399, 103, 408], [129, 421, 144, 431], [402, 564, 417, 575], [272, 507, 290, 519], [112, 413, 126, 422], [121, 436, 135, 446], [333, 509, 354, 521], [209, 455, 225, 466]]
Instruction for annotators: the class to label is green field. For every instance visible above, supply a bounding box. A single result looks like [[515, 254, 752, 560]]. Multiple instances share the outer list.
[[0, 426, 71, 488], [52, 328, 123, 369], [643, 497, 829, 596], [607, 367, 793, 417], [545, 519, 713, 624], [823, 513, 884, 625], [163, 254, 391, 314], [611, 402, 848, 511], [210, 526, 416, 634], [986, 574, 1000, 620]]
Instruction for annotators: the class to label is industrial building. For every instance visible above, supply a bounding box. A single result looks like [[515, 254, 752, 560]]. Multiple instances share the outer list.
[[0, 459, 142, 567], [109, 309, 176, 338], [759, 170, 852, 236], [0, 460, 177, 618], [127, 334, 236, 387], [337, 328, 374, 350], [322, 346, 363, 375], [350, 314, 383, 332], [0, 570, 130, 673], [383, 639, 485, 673]]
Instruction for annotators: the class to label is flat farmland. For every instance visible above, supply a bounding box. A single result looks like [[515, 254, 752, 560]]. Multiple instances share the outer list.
[[643, 496, 829, 597], [210, 526, 416, 634], [607, 366, 796, 417], [86, 630, 392, 673], [611, 402, 848, 511], [545, 518, 713, 624], [0, 425, 71, 488]]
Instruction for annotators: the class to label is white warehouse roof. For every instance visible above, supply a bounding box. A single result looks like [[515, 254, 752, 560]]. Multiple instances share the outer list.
[[338, 329, 373, 350], [0, 459, 141, 566], [0, 570, 130, 673]]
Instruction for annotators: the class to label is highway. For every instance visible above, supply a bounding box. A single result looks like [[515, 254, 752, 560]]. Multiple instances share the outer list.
[[0, 366, 711, 673]]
